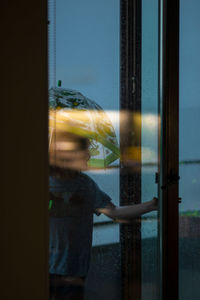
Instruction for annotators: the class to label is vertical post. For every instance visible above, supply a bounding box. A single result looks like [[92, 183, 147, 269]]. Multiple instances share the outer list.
[[159, 0, 180, 299], [120, 0, 142, 299]]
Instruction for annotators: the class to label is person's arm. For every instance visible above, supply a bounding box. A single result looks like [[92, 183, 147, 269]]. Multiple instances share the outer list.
[[97, 197, 157, 222]]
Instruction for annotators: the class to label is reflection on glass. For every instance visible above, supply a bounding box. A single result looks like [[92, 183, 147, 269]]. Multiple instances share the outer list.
[[179, 1, 200, 299], [48, 0, 159, 299], [49, 86, 120, 169], [141, 0, 159, 299], [49, 107, 157, 299], [48, 0, 123, 296], [49, 106, 159, 171]]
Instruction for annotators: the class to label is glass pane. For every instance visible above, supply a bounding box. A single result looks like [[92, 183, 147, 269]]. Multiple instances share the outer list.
[[142, 0, 159, 298], [179, 1, 200, 299], [48, 1, 121, 299], [48, 1, 160, 299]]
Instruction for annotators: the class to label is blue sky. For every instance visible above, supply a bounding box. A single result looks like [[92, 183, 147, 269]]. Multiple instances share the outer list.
[[49, 0, 200, 110], [180, 0, 200, 109], [54, 0, 120, 111], [49, 0, 200, 161]]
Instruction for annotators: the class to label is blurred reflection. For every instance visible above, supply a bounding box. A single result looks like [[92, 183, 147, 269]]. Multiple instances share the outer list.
[[49, 129, 90, 171], [49, 87, 120, 169], [49, 107, 159, 171]]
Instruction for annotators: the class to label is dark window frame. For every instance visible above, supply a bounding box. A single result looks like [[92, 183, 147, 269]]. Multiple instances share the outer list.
[[159, 0, 180, 299], [120, 0, 180, 299], [120, 0, 142, 299]]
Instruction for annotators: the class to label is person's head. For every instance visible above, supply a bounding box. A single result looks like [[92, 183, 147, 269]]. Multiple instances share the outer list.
[[49, 129, 90, 176]]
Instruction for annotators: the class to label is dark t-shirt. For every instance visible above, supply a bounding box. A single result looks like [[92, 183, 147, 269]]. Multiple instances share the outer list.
[[49, 173, 111, 277]]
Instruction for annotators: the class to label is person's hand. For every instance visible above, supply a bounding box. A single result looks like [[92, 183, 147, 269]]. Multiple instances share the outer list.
[[150, 197, 158, 211]]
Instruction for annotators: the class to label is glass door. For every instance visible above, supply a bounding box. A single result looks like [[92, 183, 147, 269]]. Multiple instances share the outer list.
[[48, 1, 122, 299], [142, 1, 159, 298], [179, 0, 200, 298], [48, 1, 180, 299]]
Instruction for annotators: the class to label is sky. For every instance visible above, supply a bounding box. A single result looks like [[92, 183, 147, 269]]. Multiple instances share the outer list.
[[49, 0, 200, 110], [52, 0, 120, 111], [48, 0, 200, 162], [180, 0, 200, 109]]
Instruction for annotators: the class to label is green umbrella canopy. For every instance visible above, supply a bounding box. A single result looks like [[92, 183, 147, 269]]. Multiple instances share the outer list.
[[49, 85, 120, 168]]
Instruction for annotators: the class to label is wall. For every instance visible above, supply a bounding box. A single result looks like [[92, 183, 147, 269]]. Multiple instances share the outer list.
[[0, 1, 49, 299]]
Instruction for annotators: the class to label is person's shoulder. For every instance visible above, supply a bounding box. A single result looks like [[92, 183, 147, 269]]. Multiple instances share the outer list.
[[78, 172, 95, 186]]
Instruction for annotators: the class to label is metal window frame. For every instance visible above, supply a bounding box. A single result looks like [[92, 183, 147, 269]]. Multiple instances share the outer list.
[[120, 0, 180, 299], [159, 0, 180, 299], [120, 0, 142, 299]]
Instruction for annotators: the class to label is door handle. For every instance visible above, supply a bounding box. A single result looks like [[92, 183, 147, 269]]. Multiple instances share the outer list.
[[166, 169, 180, 184], [160, 169, 180, 189]]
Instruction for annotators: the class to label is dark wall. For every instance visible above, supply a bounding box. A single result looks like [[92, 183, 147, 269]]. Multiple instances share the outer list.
[[0, 1, 49, 299]]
